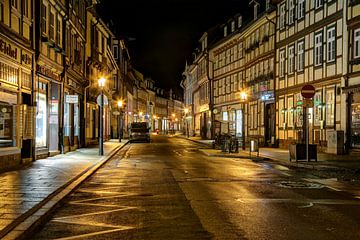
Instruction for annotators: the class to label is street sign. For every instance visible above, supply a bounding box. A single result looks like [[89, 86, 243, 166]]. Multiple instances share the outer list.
[[301, 85, 315, 99], [65, 95, 79, 104], [96, 94, 108, 106]]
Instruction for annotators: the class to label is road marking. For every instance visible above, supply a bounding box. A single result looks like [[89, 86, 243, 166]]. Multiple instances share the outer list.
[[53, 207, 137, 220], [70, 193, 140, 204], [52, 227, 135, 240], [298, 202, 314, 208]]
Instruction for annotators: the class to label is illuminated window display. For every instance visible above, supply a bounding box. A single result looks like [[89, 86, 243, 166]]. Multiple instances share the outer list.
[[0, 103, 14, 147], [36, 93, 47, 147]]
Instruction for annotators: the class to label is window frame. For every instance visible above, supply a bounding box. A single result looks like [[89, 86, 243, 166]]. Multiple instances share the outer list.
[[297, 40, 305, 71], [326, 25, 336, 62], [279, 49, 285, 77], [314, 31, 323, 67], [288, 44, 295, 74], [288, 0, 295, 25], [354, 28, 360, 59], [297, 0, 305, 20], [280, 4, 286, 30]]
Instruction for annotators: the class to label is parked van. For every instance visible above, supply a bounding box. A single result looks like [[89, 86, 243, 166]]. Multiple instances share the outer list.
[[129, 122, 150, 143]]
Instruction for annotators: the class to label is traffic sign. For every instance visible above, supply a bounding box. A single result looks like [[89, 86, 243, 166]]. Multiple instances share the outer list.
[[301, 85, 315, 99], [97, 94, 109, 106]]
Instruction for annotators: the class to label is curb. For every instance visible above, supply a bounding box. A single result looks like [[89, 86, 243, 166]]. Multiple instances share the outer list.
[[1, 141, 130, 240]]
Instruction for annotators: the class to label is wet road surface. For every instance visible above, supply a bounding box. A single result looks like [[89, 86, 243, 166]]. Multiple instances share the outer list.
[[32, 135, 360, 240]]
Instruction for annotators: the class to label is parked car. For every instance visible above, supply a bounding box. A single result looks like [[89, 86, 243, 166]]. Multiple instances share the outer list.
[[129, 122, 150, 143]]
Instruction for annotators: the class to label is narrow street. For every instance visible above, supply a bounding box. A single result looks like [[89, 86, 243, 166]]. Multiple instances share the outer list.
[[32, 135, 360, 240]]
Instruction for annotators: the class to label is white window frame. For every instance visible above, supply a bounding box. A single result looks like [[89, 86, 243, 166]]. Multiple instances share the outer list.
[[231, 21, 235, 32], [288, 45, 295, 74], [41, 2, 47, 34], [288, 0, 294, 25], [224, 26, 228, 37], [314, 32, 323, 66], [279, 49, 285, 77], [280, 4, 286, 30], [315, 0, 322, 9], [327, 26, 336, 62], [354, 28, 360, 58], [297, 40, 304, 71], [298, 0, 305, 19], [238, 16, 242, 28]]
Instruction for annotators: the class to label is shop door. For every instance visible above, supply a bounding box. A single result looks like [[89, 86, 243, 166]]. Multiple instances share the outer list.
[[265, 103, 275, 145]]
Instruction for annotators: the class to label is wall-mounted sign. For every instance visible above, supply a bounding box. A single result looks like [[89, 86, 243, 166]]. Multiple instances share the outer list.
[[0, 39, 18, 60], [65, 95, 79, 104], [37, 65, 61, 81]]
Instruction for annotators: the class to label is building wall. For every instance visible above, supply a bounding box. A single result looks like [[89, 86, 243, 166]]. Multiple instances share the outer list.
[[275, 0, 344, 150]]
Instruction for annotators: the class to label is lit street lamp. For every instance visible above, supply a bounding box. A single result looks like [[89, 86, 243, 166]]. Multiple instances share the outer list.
[[98, 77, 106, 156], [117, 100, 123, 142], [240, 91, 247, 150]]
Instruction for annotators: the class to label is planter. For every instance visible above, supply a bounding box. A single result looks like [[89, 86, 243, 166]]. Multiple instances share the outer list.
[[289, 143, 317, 162]]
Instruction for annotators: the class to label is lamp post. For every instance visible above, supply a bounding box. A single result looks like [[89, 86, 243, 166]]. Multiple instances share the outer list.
[[117, 100, 123, 142], [98, 77, 106, 156], [184, 108, 189, 138], [240, 91, 247, 150]]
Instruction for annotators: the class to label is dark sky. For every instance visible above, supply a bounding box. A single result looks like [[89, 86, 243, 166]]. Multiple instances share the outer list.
[[98, 0, 251, 93]]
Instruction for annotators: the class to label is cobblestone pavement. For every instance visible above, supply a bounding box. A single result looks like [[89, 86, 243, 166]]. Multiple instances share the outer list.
[[0, 140, 127, 239]]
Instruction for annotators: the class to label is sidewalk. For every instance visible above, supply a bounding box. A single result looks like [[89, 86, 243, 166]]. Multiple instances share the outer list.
[[0, 139, 128, 240], [177, 135, 360, 171]]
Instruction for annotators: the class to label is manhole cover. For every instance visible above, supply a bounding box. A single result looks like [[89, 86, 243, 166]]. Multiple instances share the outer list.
[[275, 181, 324, 189]]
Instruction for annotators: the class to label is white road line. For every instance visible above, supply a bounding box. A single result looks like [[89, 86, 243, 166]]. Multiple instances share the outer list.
[[53, 207, 137, 220], [53, 227, 135, 240]]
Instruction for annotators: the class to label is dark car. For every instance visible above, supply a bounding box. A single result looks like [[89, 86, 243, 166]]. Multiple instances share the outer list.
[[129, 122, 150, 142]]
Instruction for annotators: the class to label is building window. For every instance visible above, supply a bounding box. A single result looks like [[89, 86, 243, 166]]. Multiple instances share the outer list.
[[231, 21, 235, 32], [288, 0, 294, 25], [224, 26, 228, 37], [250, 104, 257, 129], [298, 0, 305, 19], [354, 28, 360, 58], [327, 26, 336, 62], [22, 0, 29, 18], [113, 45, 118, 59], [325, 88, 335, 127], [288, 97, 294, 127], [314, 92, 322, 126], [56, 17, 61, 46], [41, 3, 47, 34], [11, 0, 18, 9], [288, 45, 295, 74], [279, 49, 285, 77], [238, 16, 242, 28], [0, 0, 3, 22], [0, 94, 17, 148], [314, 32, 323, 66], [315, 0, 323, 9], [297, 40, 304, 71], [36, 92, 47, 147], [280, 4, 286, 30]]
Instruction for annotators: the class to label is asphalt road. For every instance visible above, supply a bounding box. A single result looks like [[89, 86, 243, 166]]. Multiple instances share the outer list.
[[32, 135, 360, 240]]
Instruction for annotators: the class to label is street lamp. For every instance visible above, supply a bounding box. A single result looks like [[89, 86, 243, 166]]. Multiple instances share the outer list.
[[98, 77, 106, 156], [240, 91, 247, 150], [117, 100, 123, 142]]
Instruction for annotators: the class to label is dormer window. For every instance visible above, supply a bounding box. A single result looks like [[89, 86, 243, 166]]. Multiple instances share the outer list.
[[254, 3, 258, 20], [231, 21, 235, 32], [224, 26, 228, 37]]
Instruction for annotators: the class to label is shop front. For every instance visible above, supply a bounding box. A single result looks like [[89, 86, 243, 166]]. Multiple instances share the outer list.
[[35, 65, 62, 158], [0, 33, 34, 168]]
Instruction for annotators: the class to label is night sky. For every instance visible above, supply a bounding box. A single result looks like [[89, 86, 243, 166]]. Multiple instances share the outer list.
[[98, 0, 251, 93]]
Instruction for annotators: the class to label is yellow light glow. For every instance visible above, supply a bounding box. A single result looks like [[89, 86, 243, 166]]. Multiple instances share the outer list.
[[172, 113, 175, 117], [98, 77, 106, 87], [240, 91, 247, 101], [117, 100, 123, 107], [184, 108, 189, 114], [139, 112, 143, 116]]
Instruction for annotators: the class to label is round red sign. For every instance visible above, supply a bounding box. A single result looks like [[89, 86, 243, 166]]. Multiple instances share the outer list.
[[301, 85, 315, 99]]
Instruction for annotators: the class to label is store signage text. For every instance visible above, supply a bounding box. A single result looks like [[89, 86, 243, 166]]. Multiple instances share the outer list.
[[0, 39, 17, 60], [65, 95, 79, 104], [37, 65, 61, 81]]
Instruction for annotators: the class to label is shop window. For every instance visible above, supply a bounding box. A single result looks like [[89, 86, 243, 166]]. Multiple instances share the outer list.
[[64, 93, 70, 136], [287, 97, 294, 127], [74, 104, 80, 136], [325, 88, 335, 127], [295, 94, 303, 127], [313, 92, 322, 126], [0, 103, 15, 147], [236, 110, 243, 138], [36, 92, 47, 147]]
